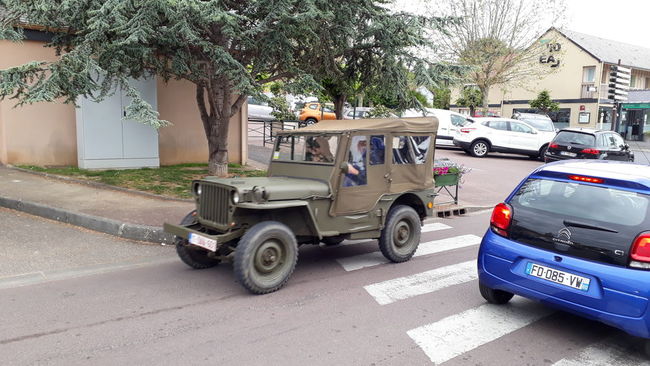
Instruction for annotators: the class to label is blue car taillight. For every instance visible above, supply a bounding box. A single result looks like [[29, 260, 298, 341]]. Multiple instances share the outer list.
[[490, 203, 512, 238], [630, 232, 650, 269]]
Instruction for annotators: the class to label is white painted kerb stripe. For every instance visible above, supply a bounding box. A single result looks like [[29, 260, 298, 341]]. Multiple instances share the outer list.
[[553, 337, 650, 366], [336, 234, 481, 272], [407, 300, 553, 365], [421, 222, 452, 233], [364, 260, 477, 305]]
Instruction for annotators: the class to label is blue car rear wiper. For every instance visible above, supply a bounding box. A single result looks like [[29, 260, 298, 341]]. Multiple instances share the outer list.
[[563, 220, 618, 233]]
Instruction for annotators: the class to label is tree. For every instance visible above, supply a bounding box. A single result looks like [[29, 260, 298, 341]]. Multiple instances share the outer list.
[[300, 5, 462, 119], [529, 90, 559, 114], [0, 1, 329, 176], [431, 87, 451, 109], [435, 0, 566, 108], [455, 87, 482, 116]]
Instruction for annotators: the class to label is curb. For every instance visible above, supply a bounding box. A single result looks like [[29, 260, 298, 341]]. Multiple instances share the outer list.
[[0, 197, 175, 244]]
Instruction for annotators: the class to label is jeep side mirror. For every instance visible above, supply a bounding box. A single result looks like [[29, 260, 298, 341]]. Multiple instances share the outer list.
[[339, 162, 349, 173]]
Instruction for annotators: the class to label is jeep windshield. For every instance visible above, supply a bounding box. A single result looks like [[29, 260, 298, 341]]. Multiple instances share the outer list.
[[272, 134, 339, 164], [508, 178, 650, 266]]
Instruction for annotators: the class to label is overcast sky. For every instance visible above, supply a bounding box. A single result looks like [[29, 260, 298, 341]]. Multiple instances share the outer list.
[[567, 0, 650, 48]]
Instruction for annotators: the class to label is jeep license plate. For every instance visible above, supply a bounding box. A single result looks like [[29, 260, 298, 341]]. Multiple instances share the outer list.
[[188, 233, 217, 252], [526, 262, 590, 291]]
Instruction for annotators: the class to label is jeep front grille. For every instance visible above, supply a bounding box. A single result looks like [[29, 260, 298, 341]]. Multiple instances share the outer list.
[[198, 184, 230, 226]]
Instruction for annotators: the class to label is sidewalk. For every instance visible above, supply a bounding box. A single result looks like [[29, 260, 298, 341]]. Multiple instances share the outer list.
[[0, 166, 193, 244], [0, 162, 475, 244]]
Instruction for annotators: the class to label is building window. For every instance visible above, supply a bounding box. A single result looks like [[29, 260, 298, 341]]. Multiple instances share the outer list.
[[582, 66, 596, 83], [631, 74, 637, 89], [646, 77, 650, 89]]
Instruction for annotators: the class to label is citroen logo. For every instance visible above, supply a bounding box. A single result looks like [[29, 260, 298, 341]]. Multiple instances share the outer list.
[[558, 227, 571, 241], [553, 227, 574, 250]]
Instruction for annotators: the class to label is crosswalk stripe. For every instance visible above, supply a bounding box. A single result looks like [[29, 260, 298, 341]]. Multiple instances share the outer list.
[[364, 260, 477, 305], [407, 299, 553, 365], [552, 337, 650, 366], [421, 222, 452, 233], [336, 234, 481, 272]]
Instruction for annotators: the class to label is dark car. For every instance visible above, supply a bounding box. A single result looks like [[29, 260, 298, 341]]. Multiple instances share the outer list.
[[478, 160, 650, 353], [545, 128, 634, 163]]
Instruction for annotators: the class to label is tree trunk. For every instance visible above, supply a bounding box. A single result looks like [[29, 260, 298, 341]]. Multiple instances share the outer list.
[[333, 95, 347, 120], [196, 83, 233, 177], [479, 85, 489, 109]]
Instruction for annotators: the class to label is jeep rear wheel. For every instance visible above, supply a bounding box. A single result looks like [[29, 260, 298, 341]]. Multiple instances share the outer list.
[[234, 221, 298, 294], [379, 205, 421, 262], [175, 211, 220, 269]]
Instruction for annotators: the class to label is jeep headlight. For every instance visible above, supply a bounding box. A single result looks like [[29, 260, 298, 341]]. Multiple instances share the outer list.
[[231, 191, 240, 204], [193, 182, 202, 196]]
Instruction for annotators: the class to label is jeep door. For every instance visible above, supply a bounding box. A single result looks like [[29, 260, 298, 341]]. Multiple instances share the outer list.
[[333, 134, 389, 215], [388, 134, 434, 193]]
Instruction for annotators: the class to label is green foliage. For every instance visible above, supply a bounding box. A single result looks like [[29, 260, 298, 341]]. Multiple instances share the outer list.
[[367, 105, 394, 118], [529, 90, 559, 114], [431, 88, 451, 109], [455, 88, 483, 111], [268, 96, 295, 121]]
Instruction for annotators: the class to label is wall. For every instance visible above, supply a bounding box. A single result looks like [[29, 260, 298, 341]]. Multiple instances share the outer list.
[[0, 40, 77, 166], [157, 78, 247, 165], [0, 39, 247, 167]]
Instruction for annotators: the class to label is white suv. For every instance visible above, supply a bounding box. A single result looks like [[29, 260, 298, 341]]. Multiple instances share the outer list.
[[453, 117, 556, 159]]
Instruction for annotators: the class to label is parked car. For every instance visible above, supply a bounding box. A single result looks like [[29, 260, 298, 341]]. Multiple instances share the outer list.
[[511, 112, 557, 132], [453, 117, 556, 159], [478, 160, 650, 352], [343, 107, 373, 120], [401, 108, 471, 147], [247, 96, 274, 121], [164, 117, 438, 294], [545, 128, 634, 163], [298, 102, 337, 124]]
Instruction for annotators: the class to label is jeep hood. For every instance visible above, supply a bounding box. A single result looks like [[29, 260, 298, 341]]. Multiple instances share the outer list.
[[201, 176, 330, 201]]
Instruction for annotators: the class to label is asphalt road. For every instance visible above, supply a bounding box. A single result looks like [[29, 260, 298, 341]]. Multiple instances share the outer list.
[[2, 210, 649, 366]]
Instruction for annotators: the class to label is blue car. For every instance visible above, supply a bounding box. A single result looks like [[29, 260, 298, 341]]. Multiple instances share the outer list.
[[478, 160, 650, 348]]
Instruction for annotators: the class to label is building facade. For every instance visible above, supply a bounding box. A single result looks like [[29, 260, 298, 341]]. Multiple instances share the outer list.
[[0, 30, 248, 168], [451, 28, 650, 140]]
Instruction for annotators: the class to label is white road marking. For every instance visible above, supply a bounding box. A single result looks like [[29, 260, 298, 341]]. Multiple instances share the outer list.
[[336, 234, 481, 272], [552, 337, 650, 366], [407, 299, 554, 365], [421, 222, 452, 233], [364, 260, 477, 305]]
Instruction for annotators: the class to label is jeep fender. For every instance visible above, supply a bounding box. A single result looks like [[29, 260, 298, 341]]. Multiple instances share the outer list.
[[236, 201, 322, 239]]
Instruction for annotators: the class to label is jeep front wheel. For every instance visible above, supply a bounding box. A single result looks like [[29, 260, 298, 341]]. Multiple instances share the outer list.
[[234, 221, 298, 294], [175, 211, 220, 269], [379, 205, 421, 262]]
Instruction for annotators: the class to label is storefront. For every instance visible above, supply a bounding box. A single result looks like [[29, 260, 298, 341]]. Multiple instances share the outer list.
[[619, 103, 650, 141]]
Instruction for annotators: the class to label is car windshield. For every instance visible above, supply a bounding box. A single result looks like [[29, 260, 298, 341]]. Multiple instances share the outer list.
[[554, 131, 596, 146], [512, 178, 649, 226], [272, 134, 339, 164], [519, 118, 555, 132]]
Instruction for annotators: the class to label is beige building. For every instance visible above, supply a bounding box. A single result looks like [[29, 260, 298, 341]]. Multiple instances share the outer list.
[[451, 27, 650, 139], [0, 29, 247, 168]]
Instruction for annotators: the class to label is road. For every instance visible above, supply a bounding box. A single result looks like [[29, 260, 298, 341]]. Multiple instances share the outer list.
[[2, 209, 649, 365]]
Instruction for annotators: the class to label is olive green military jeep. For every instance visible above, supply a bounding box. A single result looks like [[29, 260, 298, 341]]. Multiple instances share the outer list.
[[164, 117, 438, 294]]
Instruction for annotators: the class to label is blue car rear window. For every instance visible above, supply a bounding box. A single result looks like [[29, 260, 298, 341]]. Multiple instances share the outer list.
[[512, 178, 649, 227]]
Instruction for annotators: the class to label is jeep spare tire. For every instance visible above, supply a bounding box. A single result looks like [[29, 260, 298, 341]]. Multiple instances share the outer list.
[[175, 211, 220, 269], [234, 221, 298, 294], [379, 205, 421, 262]]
